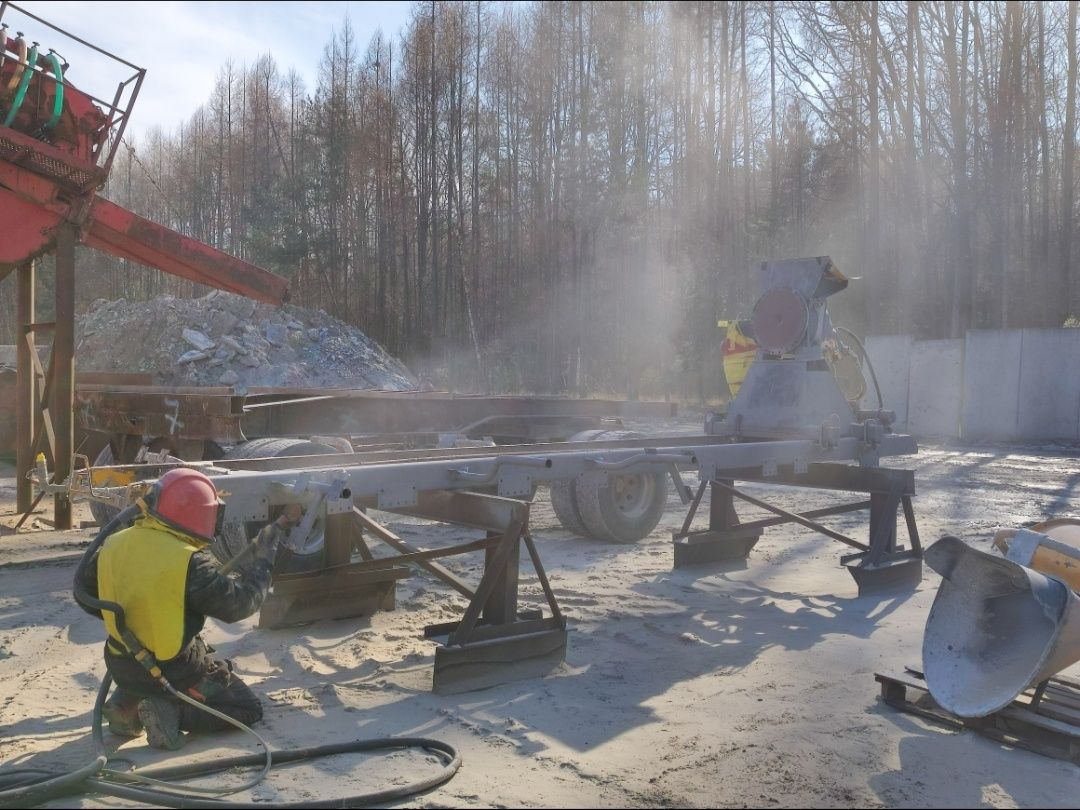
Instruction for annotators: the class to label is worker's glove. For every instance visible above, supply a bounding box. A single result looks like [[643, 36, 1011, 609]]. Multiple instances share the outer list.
[[252, 521, 286, 566], [251, 505, 303, 566], [279, 503, 303, 528]]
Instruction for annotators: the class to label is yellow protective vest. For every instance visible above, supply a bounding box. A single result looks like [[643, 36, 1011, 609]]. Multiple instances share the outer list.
[[720, 320, 758, 398], [97, 515, 207, 661]]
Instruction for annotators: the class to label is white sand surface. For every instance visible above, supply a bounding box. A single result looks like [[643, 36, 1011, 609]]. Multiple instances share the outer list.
[[1, 435, 1078, 808]]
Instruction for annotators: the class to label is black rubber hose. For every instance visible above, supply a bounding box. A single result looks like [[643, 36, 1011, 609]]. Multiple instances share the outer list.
[[0, 670, 461, 808], [81, 736, 461, 809], [835, 325, 884, 410], [0, 677, 111, 806], [1, 502, 462, 809], [2, 494, 140, 809]]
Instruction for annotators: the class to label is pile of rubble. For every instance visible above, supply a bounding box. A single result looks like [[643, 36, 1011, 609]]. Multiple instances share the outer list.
[[76, 291, 417, 391]]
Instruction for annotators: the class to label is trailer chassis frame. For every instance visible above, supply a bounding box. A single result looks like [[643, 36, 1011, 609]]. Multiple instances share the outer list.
[[45, 431, 920, 693]]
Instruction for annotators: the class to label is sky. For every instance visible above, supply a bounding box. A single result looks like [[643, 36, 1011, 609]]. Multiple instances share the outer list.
[[8, 1, 417, 138]]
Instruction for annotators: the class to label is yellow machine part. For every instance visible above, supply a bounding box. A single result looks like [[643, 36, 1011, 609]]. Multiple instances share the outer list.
[[994, 518, 1080, 592], [823, 338, 867, 403], [719, 320, 757, 398], [89, 466, 138, 488]]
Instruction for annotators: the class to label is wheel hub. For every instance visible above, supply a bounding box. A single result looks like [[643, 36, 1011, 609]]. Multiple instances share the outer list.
[[612, 473, 655, 521]]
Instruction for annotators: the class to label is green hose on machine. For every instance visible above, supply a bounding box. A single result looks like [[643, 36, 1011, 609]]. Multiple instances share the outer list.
[[42, 50, 63, 131]]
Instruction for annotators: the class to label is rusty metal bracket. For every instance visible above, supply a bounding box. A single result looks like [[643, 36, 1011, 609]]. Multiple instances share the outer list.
[[390, 495, 569, 694]]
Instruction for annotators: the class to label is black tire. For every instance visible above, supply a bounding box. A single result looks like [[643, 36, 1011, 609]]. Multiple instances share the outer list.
[[88, 444, 121, 528], [215, 438, 342, 572], [549, 429, 608, 536], [573, 430, 669, 544]]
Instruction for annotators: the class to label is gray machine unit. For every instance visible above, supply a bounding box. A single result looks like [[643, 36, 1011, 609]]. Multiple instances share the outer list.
[[711, 256, 892, 445]]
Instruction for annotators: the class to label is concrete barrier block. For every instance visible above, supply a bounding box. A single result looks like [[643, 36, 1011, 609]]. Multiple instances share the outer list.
[[907, 338, 963, 439], [1016, 328, 1080, 441], [962, 330, 1022, 441]]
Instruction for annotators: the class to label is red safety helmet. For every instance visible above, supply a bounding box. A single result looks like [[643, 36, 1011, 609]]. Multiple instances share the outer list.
[[150, 468, 225, 543]]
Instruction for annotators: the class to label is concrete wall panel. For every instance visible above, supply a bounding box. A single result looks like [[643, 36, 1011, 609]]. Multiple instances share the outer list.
[[907, 338, 963, 439], [1016, 328, 1080, 441], [962, 330, 1022, 441]]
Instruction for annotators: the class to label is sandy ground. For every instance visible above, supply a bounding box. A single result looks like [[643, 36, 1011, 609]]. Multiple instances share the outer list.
[[1, 423, 1079, 808]]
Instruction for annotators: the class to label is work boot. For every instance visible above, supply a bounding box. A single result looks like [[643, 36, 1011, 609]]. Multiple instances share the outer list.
[[137, 696, 184, 751], [102, 689, 143, 738]]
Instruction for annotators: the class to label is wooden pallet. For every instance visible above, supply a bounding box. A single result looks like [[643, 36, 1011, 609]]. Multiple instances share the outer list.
[[876, 666, 1080, 765]]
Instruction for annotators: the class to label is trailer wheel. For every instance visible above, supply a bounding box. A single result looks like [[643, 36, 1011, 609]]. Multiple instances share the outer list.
[[549, 429, 608, 536], [573, 430, 669, 544], [214, 438, 342, 573]]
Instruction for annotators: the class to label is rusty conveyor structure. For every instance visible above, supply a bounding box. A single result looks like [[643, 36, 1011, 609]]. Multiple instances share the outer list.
[[0, 2, 288, 528]]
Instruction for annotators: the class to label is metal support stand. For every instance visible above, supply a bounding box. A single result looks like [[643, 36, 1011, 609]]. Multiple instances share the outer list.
[[840, 489, 922, 594], [258, 511, 409, 628], [672, 479, 762, 567], [415, 496, 567, 694], [257, 491, 567, 692], [672, 463, 922, 595], [53, 225, 75, 530]]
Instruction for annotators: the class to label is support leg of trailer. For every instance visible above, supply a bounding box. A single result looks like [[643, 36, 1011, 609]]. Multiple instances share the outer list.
[[258, 511, 407, 628], [53, 225, 75, 530], [421, 498, 567, 694], [841, 485, 922, 596], [672, 479, 762, 568]]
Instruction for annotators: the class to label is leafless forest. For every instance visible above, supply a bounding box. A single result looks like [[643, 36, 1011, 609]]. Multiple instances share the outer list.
[[19, 2, 1080, 396]]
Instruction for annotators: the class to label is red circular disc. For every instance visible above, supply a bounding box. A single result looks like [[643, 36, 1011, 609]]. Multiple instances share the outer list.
[[751, 288, 809, 354]]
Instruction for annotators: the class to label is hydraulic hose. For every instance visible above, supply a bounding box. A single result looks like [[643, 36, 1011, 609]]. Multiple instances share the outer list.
[[0, 501, 461, 808], [835, 325, 884, 410], [0, 677, 110, 805], [4, 34, 25, 93], [0, 671, 461, 809], [3, 42, 37, 128], [43, 50, 62, 131]]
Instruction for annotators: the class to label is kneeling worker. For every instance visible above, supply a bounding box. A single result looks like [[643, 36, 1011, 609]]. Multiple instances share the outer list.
[[77, 467, 295, 750]]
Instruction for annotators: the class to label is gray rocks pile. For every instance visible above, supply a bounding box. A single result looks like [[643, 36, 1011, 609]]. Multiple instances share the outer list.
[[76, 291, 417, 391]]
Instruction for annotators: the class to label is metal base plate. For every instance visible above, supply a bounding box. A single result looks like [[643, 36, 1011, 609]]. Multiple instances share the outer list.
[[673, 526, 762, 568], [431, 628, 568, 695], [843, 554, 922, 596], [259, 564, 410, 628]]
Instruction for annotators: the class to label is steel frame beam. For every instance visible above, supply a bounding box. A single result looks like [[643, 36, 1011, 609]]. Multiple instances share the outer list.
[[198, 434, 916, 524], [42, 429, 921, 687], [13, 229, 75, 529], [15, 260, 34, 513], [53, 224, 75, 529], [72, 386, 675, 451]]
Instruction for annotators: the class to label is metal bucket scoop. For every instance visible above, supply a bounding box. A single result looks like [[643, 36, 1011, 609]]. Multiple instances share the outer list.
[[922, 536, 1080, 717]]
